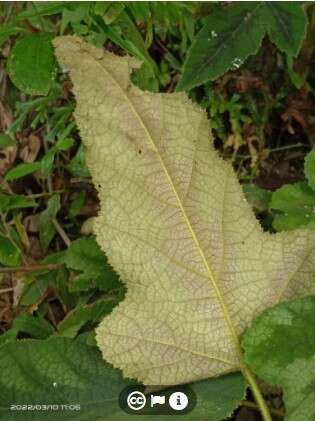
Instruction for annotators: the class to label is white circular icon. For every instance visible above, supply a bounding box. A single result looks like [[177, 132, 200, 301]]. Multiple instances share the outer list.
[[127, 391, 146, 411], [169, 392, 189, 411]]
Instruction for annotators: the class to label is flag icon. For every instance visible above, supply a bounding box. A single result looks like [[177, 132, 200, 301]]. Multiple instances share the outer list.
[[151, 395, 166, 407]]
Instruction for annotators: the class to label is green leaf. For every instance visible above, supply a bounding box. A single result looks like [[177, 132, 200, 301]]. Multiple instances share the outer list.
[[95, 9, 158, 91], [0, 336, 246, 420], [41, 137, 75, 176], [39, 194, 61, 250], [69, 191, 86, 218], [128, 2, 151, 24], [183, 373, 246, 421], [0, 328, 18, 348], [7, 33, 56, 96], [20, 272, 53, 306], [287, 54, 305, 89], [262, 2, 307, 58], [17, 2, 72, 19], [66, 144, 90, 177], [305, 147, 315, 189], [12, 313, 55, 339], [0, 133, 16, 148], [177, 3, 266, 91], [0, 337, 133, 420], [60, 3, 90, 35], [0, 192, 36, 213], [243, 184, 272, 213], [99, 2, 125, 24], [243, 295, 315, 421], [40, 148, 56, 176], [57, 296, 123, 338], [178, 2, 307, 91], [64, 237, 120, 292], [0, 236, 21, 267], [53, 265, 77, 311], [55, 136, 75, 151], [270, 182, 315, 231], [5, 162, 41, 181], [0, 24, 21, 47]]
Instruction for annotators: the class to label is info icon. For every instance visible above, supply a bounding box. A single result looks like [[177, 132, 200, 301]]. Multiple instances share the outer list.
[[169, 391, 189, 411]]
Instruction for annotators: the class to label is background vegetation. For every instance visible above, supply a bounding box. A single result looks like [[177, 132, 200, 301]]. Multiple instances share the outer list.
[[0, 2, 315, 420]]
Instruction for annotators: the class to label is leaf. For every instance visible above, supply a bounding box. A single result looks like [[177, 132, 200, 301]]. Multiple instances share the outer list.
[[66, 144, 90, 177], [0, 133, 16, 148], [20, 271, 55, 306], [94, 9, 158, 91], [243, 184, 271, 213], [305, 147, 315, 189], [40, 147, 56, 176], [0, 328, 18, 348], [97, 2, 125, 24], [20, 276, 50, 306], [0, 192, 36, 213], [55, 136, 75, 151], [243, 295, 315, 421], [178, 2, 307, 91], [0, 24, 21, 47], [41, 137, 75, 176], [0, 336, 246, 420], [39, 194, 61, 250], [262, 2, 307, 58], [12, 313, 55, 339], [270, 182, 315, 231], [57, 296, 123, 338], [69, 191, 86, 217], [17, 2, 72, 19], [63, 237, 121, 291], [5, 161, 41, 181], [0, 337, 133, 420], [54, 36, 315, 387], [268, 148, 315, 232], [7, 33, 56, 96], [183, 373, 246, 421], [128, 2, 151, 24], [0, 236, 21, 267], [177, 3, 266, 90]]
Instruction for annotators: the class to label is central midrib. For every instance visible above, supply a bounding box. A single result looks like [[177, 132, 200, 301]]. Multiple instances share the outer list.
[[94, 56, 243, 364]]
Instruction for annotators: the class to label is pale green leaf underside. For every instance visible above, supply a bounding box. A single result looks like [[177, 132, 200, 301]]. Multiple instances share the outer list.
[[54, 36, 315, 386]]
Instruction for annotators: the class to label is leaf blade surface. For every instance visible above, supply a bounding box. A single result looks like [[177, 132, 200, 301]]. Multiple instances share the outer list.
[[243, 295, 315, 421], [54, 36, 315, 386]]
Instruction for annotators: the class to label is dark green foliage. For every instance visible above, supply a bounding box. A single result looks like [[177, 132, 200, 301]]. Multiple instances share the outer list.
[[178, 2, 307, 90], [62, 237, 121, 292], [271, 148, 315, 231], [0, 338, 133, 420], [7, 33, 57, 95], [244, 296, 315, 421]]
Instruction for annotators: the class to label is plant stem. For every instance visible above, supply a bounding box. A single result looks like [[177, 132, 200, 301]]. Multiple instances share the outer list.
[[0, 287, 14, 294], [0, 264, 62, 273], [242, 365, 273, 421], [27, 190, 65, 199], [52, 218, 71, 247], [241, 400, 284, 418]]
